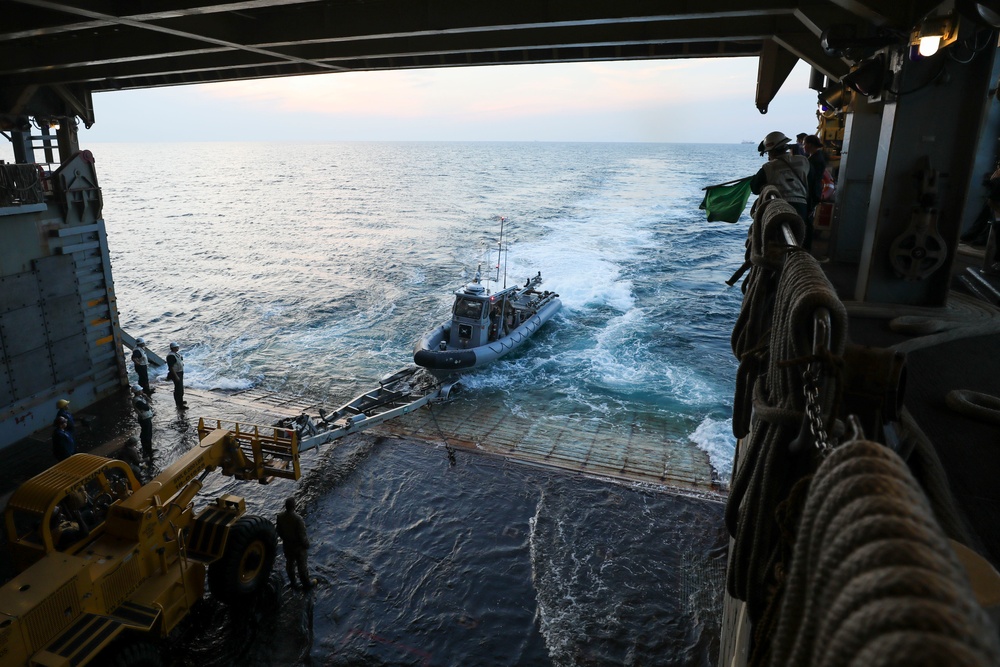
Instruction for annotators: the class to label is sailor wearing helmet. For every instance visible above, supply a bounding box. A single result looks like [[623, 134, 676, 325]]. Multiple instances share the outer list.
[[750, 130, 811, 223], [131, 337, 154, 395], [53, 398, 75, 433], [166, 342, 187, 409], [131, 383, 155, 457]]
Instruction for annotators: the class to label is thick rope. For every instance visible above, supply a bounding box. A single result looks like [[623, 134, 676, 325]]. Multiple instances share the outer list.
[[897, 408, 980, 548], [730, 187, 807, 439], [945, 389, 1000, 425], [765, 440, 1000, 667], [726, 246, 848, 632]]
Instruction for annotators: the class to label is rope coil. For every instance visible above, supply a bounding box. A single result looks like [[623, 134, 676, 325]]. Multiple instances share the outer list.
[[726, 244, 848, 629], [766, 440, 1000, 667]]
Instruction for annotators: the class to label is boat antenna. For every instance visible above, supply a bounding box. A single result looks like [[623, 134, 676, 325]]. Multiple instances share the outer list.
[[503, 230, 509, 289], [495, 216, 505, 285]]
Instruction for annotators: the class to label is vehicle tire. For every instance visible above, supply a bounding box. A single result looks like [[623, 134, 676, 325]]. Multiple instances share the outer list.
[[109, 641, 163, 667], [208, 514, 277, 604]]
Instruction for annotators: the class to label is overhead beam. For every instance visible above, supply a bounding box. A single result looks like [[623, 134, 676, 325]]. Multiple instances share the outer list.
[[83, 41, 764, 94], [0, 0, 941, 112], [0, 14, 798, 79], [6, 0, 350, 73], [756, 38, 800, 113]]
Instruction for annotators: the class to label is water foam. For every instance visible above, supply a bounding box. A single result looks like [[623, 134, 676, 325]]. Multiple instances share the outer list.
[[688, 416, 736, 484]]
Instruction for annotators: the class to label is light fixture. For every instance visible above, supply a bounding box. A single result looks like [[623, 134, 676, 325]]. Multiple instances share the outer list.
[[910, 15, 958, 57], [820, 24, 897, 58], [841, 55, 886, 97], [819, 83, 847, 110]]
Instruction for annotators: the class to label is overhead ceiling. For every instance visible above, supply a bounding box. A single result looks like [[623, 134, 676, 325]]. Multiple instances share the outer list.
[[0, 0, 948, 126]]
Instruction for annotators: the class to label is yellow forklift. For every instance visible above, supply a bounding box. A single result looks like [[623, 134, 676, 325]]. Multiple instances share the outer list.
[[0, 419, 302, 667]]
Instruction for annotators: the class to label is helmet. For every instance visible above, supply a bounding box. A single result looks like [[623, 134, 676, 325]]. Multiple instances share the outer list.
[[136, 337, 146, 346], [125, 435, 139, 447], [131, 383, 144, 393], [56, 399, 70, 408], [759, 131, 791, 155], [170, 342, 179, 350]]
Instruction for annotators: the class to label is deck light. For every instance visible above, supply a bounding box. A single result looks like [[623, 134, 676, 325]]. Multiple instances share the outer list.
[[911, 15, 957, 57]]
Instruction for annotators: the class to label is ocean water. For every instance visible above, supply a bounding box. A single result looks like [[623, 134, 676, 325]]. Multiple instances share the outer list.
[[92, 141, 762, 665]]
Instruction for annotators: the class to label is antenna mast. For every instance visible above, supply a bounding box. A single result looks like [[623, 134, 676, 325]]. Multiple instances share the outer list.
[[495, 216, 505, 285]]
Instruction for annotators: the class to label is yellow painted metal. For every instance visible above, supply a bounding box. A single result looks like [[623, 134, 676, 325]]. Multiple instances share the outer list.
[[0, 420, 302, 667], [4, 456, 140, 571]]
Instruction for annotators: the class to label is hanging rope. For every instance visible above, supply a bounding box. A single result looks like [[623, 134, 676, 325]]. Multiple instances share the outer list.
[[897, 407, 981, 549], [725, 243, 848, 630], [765, 439, 1000, 667], [0, 164, 43, 206], [730, 186, 807, 439]]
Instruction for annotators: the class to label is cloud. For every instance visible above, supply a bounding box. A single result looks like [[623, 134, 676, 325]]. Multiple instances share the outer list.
[[195, 58, 771, 120], [77, 57, 820, 143]]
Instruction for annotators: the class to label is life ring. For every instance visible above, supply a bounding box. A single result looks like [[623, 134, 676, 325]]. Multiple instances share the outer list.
[[945, 389, 1000, 425]]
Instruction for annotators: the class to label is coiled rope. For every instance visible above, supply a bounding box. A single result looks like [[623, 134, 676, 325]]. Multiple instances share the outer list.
[[726, 215, 848, 632], [945, 389, 1000, 425], [766, 439, 1000, 667], [0, 164, 43, 206], [725, 190, 996, 666], [730, 187, 806, 439]]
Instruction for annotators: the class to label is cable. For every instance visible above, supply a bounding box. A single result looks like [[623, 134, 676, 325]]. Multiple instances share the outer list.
[[427, 402, 456, 466]]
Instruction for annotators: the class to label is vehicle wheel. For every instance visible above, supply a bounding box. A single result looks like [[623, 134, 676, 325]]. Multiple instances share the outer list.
[[110, 641, 163, 667], [208, 515, 277, 604]]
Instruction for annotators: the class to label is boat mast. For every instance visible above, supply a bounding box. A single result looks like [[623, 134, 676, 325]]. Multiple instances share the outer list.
[[503, 231, 509, 289], [495, 215, 505, 286]]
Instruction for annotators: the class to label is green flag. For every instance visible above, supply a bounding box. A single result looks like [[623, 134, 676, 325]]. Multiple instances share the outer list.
[[699, 177, 753, 223]]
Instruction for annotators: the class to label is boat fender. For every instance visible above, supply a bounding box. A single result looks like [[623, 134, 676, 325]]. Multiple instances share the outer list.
[[945, 389, 1000, 425]]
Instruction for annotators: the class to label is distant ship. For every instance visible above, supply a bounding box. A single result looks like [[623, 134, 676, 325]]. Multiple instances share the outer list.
[[740, 140, 755, 144]]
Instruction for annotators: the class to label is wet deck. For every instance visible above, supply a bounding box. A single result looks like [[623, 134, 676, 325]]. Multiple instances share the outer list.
[[1, 382, 721, 506], [376, 399, 721, 494], [185, 377, 724, 496], [212, 384, 723, 496]]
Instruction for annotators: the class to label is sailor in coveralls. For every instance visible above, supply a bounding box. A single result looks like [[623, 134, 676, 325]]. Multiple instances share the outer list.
[[52, 415, 75, 461], [276, 497, 313, 589], [131, 384, 154, 456], [166, 342, 187, 409], [131, 337, 153, 395], [53, 398, 75, 433]]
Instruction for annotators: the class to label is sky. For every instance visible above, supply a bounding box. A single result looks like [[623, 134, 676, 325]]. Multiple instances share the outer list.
[[76, 57, 821, 144], [2, 57, 823, 152]]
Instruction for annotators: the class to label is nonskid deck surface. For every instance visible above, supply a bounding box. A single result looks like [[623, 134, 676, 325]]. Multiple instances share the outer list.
[[216, 387, 324, 418], [375, 398, 722, 495], [221, 384, 722, 495], [8, 383, 720, 502]]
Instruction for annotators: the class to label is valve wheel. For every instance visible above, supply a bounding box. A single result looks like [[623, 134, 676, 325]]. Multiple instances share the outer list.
[[889, 230, 946, 281]]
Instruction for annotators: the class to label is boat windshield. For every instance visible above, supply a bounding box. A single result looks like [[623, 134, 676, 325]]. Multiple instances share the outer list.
[[454, 298, 485, 319]]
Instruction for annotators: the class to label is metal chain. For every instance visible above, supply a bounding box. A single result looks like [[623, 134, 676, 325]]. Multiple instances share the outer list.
[[801, 365, 832, 453]]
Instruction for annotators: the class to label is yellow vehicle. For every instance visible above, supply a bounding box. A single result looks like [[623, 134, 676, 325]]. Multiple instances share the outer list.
[[0, 420, 301, 667]]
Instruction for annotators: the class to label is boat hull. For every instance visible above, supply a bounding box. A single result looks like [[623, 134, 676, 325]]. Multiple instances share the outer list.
[[414, 298, 562, 376]]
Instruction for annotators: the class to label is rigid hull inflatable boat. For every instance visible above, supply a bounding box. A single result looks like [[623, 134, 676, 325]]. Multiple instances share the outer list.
[[413, 269, 561, 377]]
